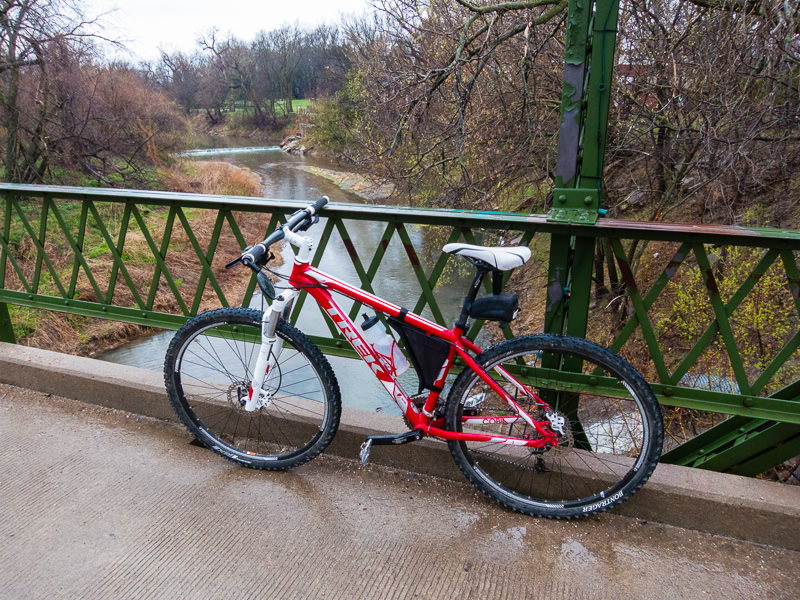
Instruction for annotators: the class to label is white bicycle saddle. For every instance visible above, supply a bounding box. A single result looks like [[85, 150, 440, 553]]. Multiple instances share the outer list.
[[442, 243, 531, 271]]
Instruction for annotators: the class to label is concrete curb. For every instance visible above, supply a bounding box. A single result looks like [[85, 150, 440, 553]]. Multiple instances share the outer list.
[[2, 341, 798, 550]]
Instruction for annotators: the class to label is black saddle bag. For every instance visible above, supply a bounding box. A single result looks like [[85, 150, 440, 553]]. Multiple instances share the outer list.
[[468, 292, 519, 323]]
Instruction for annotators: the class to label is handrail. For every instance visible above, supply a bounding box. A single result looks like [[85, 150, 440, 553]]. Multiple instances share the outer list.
[[2, 184, 798, 245]]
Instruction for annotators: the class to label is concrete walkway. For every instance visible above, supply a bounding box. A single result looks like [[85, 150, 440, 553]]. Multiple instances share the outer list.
[[1, 383, 799, 600]]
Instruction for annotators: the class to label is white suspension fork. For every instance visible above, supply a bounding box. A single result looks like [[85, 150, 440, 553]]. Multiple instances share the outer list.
[[244, 229, 311, 411], [243, 288, 299, 411]]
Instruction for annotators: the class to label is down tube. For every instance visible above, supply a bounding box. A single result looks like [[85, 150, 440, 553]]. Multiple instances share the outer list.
[[303, 285, 414, 416]]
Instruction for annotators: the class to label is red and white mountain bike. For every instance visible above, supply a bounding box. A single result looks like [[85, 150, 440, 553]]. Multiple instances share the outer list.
[[164, 197, 663, 518]]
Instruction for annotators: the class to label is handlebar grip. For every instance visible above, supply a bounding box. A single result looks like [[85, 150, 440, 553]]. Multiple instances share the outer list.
[[311, 196, 329, 214], [262, 227, 286, 248], [285, 197, 328, 233], [240, 242, 268, 270]]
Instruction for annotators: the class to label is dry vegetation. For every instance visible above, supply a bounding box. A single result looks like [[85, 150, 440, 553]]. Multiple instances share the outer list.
[[13, 160, 271, 357], [160, 161, 263, 196]]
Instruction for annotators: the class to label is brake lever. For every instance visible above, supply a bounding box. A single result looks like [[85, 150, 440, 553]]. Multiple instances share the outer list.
[[225, 245, 253, 269], [295, 213, 319, 232]]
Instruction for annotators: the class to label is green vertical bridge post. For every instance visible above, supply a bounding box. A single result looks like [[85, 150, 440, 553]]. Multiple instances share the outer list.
[[546, 0, 619, 338], [0, 302, 13, 343], [541, 0, 621, 447], [0, 190, 14, 342]]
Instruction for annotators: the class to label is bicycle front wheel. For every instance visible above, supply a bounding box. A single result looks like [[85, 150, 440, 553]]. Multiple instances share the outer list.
[[164, 307, 341, 470], [445, 334, 662, 519]]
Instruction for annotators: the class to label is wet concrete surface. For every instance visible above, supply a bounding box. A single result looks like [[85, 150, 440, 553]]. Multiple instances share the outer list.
[[1, 383, 798, 599]]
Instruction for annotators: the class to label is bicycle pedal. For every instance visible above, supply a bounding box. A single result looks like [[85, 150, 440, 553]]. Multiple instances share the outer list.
[[359, 439, 372, 466]]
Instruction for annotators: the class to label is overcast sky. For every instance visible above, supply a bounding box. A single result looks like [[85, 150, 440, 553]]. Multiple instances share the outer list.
[[83, 1, 373, 62]]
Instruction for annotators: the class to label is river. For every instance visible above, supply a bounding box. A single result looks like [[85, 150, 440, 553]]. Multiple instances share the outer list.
[[99, 145, 473, 416]]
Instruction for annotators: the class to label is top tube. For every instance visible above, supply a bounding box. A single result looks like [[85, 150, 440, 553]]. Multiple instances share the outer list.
[[291, 263, 459, 343]]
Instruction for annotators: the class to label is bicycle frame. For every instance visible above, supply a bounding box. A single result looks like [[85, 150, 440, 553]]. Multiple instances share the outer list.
[[250, 236, 559, 449]]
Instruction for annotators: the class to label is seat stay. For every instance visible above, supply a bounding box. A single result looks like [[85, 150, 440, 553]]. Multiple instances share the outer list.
[[453, 346, 558, 444]]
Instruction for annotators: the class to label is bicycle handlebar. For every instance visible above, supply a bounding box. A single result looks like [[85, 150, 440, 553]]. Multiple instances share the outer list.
[[311, 196, 329, 213], [237, 196, 328, 271]]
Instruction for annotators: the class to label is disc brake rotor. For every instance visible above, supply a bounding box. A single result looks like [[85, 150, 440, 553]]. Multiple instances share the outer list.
[[227, 381, 252, 412], [546, 409, 574, 454]]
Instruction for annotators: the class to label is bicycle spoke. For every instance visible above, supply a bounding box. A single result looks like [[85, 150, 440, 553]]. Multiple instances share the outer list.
[[446, 334, 662, 518], [164, 308, 341, 470]]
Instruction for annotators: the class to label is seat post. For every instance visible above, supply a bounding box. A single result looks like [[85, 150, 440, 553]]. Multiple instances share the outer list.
[[455, 266, 490, 332]]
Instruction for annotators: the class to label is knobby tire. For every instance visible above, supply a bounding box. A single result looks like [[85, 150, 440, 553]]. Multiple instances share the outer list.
[[164, 307, 341, 470], [445, 334, 663, 519]]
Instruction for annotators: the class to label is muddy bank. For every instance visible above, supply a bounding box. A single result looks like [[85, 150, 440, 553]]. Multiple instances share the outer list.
[[295, 165, 394, 201], [279, 133, 393, 201]]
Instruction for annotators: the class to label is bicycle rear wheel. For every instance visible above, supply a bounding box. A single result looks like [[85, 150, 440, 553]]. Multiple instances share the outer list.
[[164, 307, 341, 470], [445, 334, 662, 518]]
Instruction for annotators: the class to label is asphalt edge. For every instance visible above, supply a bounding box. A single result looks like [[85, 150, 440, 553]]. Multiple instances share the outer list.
[[1, 341, 798, 550]]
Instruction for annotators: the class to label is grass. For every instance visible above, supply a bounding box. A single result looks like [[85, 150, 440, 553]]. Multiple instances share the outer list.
[[229, 98, 311, 118]]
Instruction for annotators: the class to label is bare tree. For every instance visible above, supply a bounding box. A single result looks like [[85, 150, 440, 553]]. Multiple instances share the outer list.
[[0, 0, 95, 181], [195, 55, 228, 125], [606, 0, 800, 226], [296, 25, 350, 99], [49, 58, 186, 184], [332, 0, 569, 207], [258, 25, 307, 115], [202, 33, 267, 125], [0, 0, 172, 184], [156, 51, 202, 114]]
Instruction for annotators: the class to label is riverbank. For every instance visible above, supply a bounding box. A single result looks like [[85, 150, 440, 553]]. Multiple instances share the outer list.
[[295, 165, 394, 202], [11, 160, 270, 358]]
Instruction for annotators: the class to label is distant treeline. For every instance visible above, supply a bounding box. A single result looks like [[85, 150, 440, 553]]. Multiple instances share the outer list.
[[154, 24, 349, 128]]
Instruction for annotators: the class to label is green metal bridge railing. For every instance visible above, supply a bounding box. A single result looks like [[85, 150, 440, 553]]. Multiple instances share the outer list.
[[1, 183, 799, 477]]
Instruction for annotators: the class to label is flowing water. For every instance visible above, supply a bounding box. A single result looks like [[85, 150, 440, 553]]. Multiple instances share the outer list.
[[100, 145, 475, 415]]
